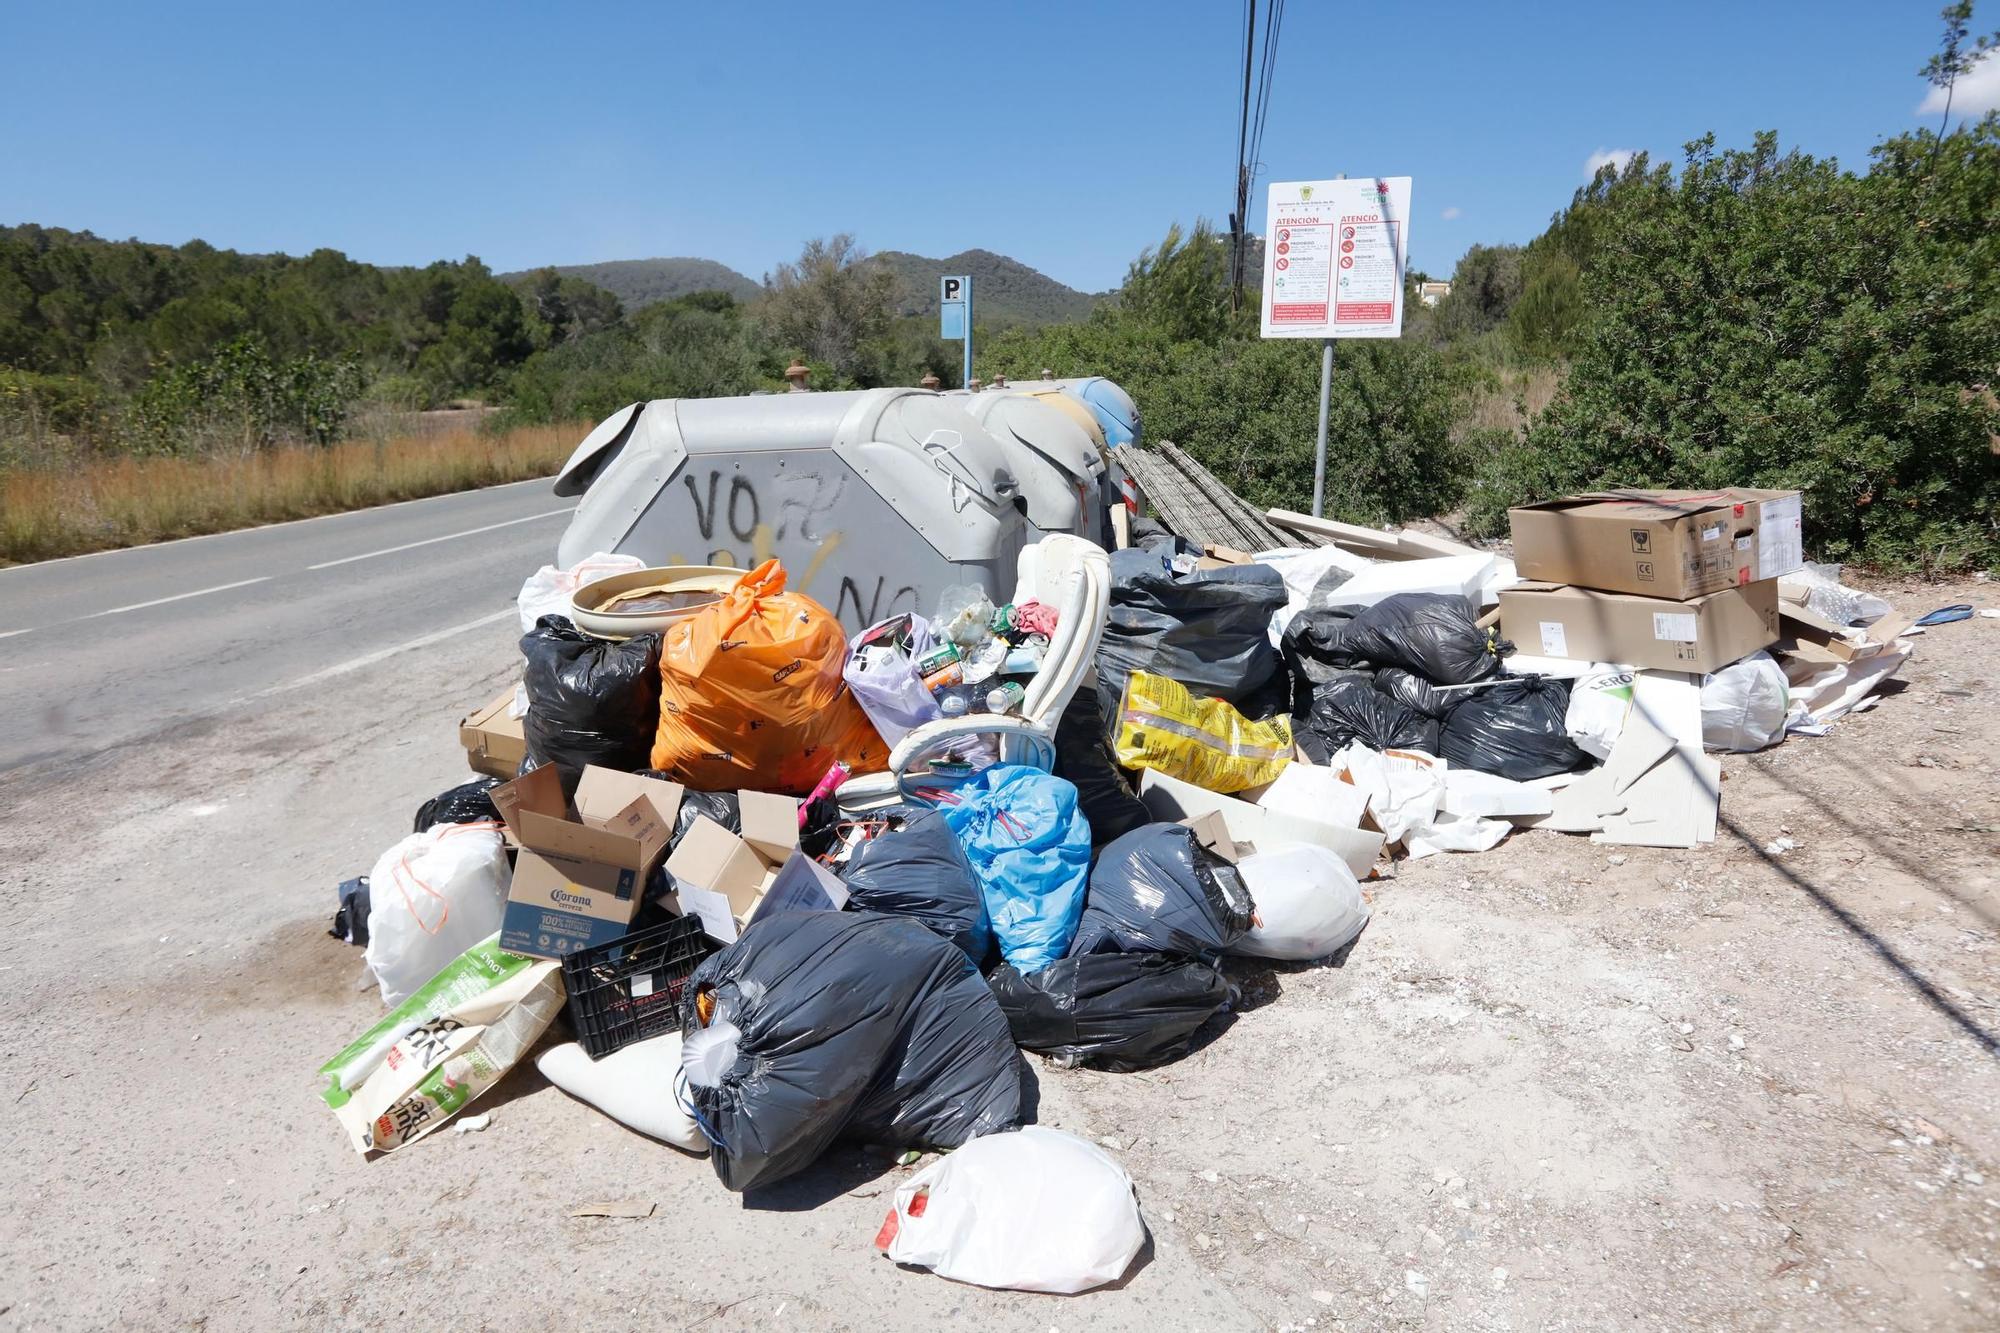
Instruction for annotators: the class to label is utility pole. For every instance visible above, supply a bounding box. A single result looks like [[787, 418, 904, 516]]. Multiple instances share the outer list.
[[1230, 0, 1256, 312]]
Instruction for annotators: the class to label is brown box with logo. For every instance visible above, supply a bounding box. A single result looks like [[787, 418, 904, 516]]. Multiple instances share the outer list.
[[1497, 579, 1780, 673], [1508, 489, 1803, 599], [489, 765, 685, 959]]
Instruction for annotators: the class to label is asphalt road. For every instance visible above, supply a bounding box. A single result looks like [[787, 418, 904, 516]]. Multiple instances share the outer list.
[[0, 478, 574, 773]]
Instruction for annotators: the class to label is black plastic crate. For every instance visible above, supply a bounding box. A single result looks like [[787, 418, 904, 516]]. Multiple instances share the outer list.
[[560, 914, 718, 1060]]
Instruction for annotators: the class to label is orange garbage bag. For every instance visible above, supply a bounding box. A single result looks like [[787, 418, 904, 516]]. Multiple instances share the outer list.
[[651, 559, 889, 793]]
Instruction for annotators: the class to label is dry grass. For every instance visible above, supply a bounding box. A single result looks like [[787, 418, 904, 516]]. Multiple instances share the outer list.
[[0, 422, 583, 565], [1463, 363, 1564, 437]]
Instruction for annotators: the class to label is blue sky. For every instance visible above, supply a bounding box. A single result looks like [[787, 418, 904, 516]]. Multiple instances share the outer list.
[[2, 1, 1987, 292]]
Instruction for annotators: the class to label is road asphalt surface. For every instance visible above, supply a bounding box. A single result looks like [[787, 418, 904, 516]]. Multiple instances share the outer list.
[[0, 477, 575, 773]]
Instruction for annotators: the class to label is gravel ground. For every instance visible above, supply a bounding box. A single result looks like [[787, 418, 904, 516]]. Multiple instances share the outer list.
[[0, 572, 1995, 1332]]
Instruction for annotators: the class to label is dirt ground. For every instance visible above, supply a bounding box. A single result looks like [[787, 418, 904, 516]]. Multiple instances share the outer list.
[[1, 571, 1996, 1332]]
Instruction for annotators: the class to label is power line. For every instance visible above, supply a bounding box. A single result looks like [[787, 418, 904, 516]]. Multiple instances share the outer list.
[[1231, 0, 1285, 313], [1230, 0, 1257, 312]]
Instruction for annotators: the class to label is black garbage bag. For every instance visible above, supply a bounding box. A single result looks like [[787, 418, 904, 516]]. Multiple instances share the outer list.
[[1438, 676, 1588, 780], [667, 786, 742, 844], [411, 777, 502, 833], [328, 875, 370, 946], [1097, 549, 1287, 732], [1294, 678, 1439, 762], [1053, 683, 1150, 847], [680, 910, 1023, 1193], [1374, 667, 1454, 719], [838, 811, 992, 966], [1071, 823, 1255, 959], [989, 952, 1230, 1072], [520, 615, 662, 791], [1296, 593, 1508, 685]]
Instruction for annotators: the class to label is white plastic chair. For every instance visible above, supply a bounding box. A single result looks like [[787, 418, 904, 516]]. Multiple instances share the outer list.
[[836, 535, 1111, 812]]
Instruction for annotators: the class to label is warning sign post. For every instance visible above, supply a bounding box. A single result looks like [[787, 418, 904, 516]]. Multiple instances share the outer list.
[[1258, 175, 1413, 514]]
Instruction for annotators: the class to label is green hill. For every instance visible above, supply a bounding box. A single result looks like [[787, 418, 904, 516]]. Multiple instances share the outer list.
[[501, 257, 762, 309], [874, 248, 1099, 327]]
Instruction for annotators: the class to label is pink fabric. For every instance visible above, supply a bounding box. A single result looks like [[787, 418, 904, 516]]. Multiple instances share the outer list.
[[1013, 600, 1059, 637]]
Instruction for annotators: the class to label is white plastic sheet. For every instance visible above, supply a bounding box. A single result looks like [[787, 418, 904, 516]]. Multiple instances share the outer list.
[[880, 1127, 1145, 1293], [1331, 743, 1510, 858]]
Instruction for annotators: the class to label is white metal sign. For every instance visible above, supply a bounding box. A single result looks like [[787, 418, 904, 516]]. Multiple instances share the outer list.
[[1260, 176, 1412, 340]]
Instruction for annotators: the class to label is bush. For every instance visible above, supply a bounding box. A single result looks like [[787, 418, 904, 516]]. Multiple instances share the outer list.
[[1468, 124, 2000, 571], [124, 336, 364, 455], [984, 289, 1474, 525]]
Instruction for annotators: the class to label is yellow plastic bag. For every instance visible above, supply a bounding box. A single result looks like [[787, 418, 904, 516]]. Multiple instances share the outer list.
[[1113, 671, 1293, 793]]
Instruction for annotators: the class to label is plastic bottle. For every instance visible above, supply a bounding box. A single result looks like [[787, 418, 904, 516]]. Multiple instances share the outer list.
[[939, 689, 972, 718], [986, 682, 1026, 714]]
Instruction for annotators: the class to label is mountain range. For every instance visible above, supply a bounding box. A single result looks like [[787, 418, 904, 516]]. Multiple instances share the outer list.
[[503, 247, 1101, 327]]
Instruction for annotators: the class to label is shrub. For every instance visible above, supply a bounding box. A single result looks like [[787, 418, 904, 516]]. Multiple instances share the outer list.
[[1468, 125, 2000, 571]]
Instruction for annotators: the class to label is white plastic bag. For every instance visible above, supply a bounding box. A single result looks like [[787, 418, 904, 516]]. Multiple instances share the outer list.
[[1229, 844, 1370, 960], [1566, 666, 1634, 760], [1701, 650, 1789, 752], [535, 1035, 708, 1154], [843, 613, 945, 747], [880, 1127, 1144, 1293], [364, 822, 509, 1007], [516, 552, 645, 633]]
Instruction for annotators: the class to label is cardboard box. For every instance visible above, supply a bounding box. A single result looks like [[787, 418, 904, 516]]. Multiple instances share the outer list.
[[1775, 599, 1916, 665], [1497, 579, 1779, 673], [490, 765, 684, 958], [460, 687, 527, 781], [1138, 769, 1383, 879], [663, 795, 847, 943], [1508, 489, 1803, 599]]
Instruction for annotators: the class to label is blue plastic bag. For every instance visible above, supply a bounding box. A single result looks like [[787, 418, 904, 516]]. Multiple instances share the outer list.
[[939, 766, 1092, 973]]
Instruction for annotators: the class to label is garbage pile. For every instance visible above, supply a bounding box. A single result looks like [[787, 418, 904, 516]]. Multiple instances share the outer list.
[[315, 483, 1919, 1296]]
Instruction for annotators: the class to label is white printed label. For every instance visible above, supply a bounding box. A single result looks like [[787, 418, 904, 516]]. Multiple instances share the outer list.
[[1701, 522, 1724, 541], [627, 973, 655, 999], [673, 881, 739, 944], [1735, 535, 1752, 552], [1652, 612, 1699, 643], [1539, 621, 1569, 656], [1756, 495, 1804, 580]]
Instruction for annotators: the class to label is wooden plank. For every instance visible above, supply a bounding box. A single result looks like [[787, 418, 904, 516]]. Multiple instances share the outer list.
[[1265, 508, 1410, 556]]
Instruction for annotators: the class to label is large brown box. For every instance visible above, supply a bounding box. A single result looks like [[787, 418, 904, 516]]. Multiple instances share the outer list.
[[1498, 579, 1780, 673], [1508, 489, 1802, 599]]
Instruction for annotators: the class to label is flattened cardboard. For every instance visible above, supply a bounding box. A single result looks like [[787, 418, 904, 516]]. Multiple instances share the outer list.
[[1139, 768, 1383, 879], [1497, 579, 1778, 674], [1251, 761, 1372, 832], [460, 687, 527, 780], [1776, 602, 1916, 664], [1508, 488, 1803, 599]]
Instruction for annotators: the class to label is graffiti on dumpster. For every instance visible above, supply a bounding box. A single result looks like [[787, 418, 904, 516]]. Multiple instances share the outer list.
[[667, 467, 852, 582]]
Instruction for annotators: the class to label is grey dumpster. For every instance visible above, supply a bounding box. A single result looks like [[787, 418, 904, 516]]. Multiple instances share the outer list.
[[552, 388, 1030, 632]]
